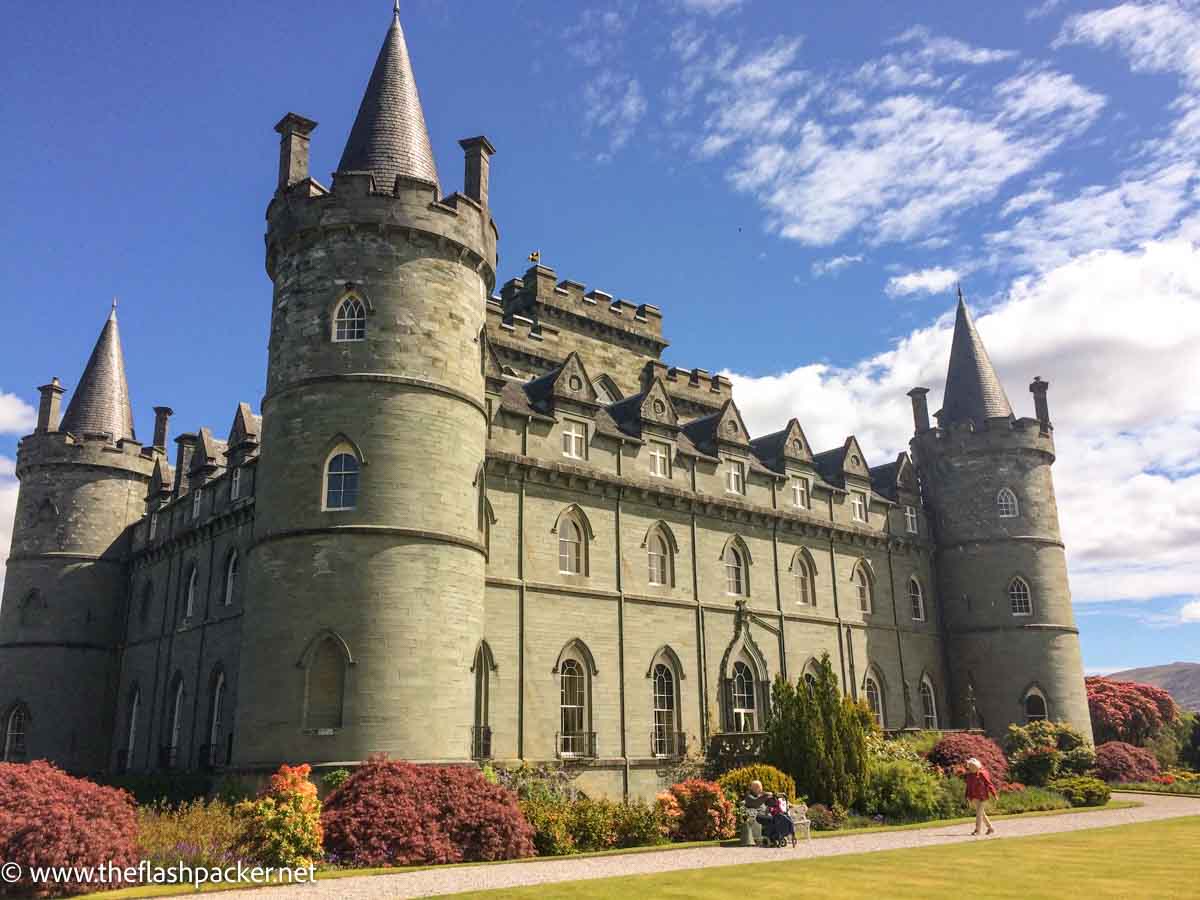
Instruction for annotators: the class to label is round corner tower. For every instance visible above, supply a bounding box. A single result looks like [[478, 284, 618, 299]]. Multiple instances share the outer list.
[[234, 9, 497, 767], [908, 299, 1092, 742], [0, 310, 155, 772]]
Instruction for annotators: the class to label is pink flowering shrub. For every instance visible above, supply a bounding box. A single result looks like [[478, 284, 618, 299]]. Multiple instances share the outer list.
[[1095, 741, 1160, 783]]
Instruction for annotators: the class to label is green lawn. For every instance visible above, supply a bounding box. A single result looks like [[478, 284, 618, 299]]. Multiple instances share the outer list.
[[449, 816, 1200, 900]]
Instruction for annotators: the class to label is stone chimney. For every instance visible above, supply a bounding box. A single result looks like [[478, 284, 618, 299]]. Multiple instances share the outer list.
[[1030, 377, 1051, 431], [458, 136, 496, 208], [907, 387, 931, 433], [274, 113, 318, 192], [152, 406, 174, 452], [36, 378, 65, 433], [173, 433, 198, 495]]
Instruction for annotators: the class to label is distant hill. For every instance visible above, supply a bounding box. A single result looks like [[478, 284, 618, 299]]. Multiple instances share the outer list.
[[1107, 662, 1200, 713]]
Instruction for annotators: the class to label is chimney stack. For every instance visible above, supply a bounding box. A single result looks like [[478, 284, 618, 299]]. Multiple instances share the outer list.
[[153, 406, 174, 452], [1030, 377, 1051, 431], [36, 378, 65, 433], [458, 136, 496, 208], [274, 113, 318, 192], [907, 387, 931, 433]]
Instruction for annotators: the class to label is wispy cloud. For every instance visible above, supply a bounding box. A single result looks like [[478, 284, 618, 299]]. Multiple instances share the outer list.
[[812, 254, 864, 277], [675, 0, 745, 15], [1026, 0, 1065, 23], [1182, 600, 1200, 622], [0, 392, 36, 435], [885, 266, 961, 297], [583, 72, 648, 158]]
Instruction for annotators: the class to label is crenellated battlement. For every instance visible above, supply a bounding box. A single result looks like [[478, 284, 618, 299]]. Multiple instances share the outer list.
[[499, 265, 666, 350], [15, 430, 159, 479], [914, 415, 1056, 463]]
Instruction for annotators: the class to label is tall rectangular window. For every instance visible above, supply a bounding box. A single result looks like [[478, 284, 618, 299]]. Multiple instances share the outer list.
[[905, 505, 918, 534], [792, 477, 810, 509], [230, 467, 241, 501], [726, 460, 745, 495], [649, 441, 671, 478], [562, 420, 587, 460], [149, 512, 158, 540], [851, 491, 867, 522], [191, 488, 203, 521]]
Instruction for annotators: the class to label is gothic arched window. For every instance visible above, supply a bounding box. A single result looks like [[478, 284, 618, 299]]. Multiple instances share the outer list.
[[792, 551, 815, 606], [558, 518, 583, 575], [333, 296, 367, 342], [164, 676, 185, 770], [184, 566, 198, 620], [223, 551, 239, 607], [559, 658, 589, 757], [207, 670, 226, 768], [652, 663, 678, 757], [997, 487, 1019, 518], [909, 577, 925, 621], [919, 677, 938, 729], [853, 562, 873, 614], [732, 661, 757, 732], [324, 450, 361, 511], [646, 527, 674, 586], [305, 636, 348, 731], [1009, 577, 1033, 616], [724, 544, 747, 596], [472, 642, 494, 760], [3, 705, 28, 762], [864, 674, 884, 728]]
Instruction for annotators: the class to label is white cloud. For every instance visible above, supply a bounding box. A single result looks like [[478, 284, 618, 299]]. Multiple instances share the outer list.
[[889, 25, 1017, 66], [0, 458, 17, 601], [995, 69, 1106, 130], [1181, 600, 1200, 622], [583, 72, 648, 156], [726, 238, 1200, 605], [1027, 0, 1065, 22], [812, 254, 864, 277], [0, 392, 36, 435], [1001, 186, 1055, 216], [676, 0, 745, 14], [1058, 2, 1200, 85], [885, 266, 961, 297]]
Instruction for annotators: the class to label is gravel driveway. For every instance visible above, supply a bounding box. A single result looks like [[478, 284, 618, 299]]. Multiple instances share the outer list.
[[244, 792, 1200, 899]]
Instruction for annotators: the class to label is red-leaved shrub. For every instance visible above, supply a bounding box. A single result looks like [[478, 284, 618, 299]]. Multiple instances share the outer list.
[[1087, 677, 1178, 746], [660, 780, 735, 841], [0, 761, 138, 897], [927, 733, 1008, 788], [1094, 741, 1160, 783], [321, 757, 534, 867]]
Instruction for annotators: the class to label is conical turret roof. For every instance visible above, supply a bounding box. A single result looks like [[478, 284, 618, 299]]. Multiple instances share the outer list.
[[60, 304, 136, 442], [337, 7, 439, 189], [941, 295, 1012, 426]]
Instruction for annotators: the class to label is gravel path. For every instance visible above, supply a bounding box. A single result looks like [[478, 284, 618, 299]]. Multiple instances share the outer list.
[[247, 793, 1200, 899]]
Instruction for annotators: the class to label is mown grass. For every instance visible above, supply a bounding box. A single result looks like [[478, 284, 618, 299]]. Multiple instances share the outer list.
[[88, 800, 1140, 898], [1116, 781, 1200, 796], [450, 816, 1200, 900]]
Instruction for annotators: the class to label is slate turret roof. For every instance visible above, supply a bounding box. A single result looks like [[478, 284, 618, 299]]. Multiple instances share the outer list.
[[940, 295, 1013, 426], [59, 304, 136, 442], [337, 6, 439, 190]]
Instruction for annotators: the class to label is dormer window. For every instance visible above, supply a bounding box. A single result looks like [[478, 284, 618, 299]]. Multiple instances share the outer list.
[[649, 441, 671, 478], [726, 460, 745, 495], [851, 490, 868, 522], [562, 420, 587, 460], [792, 477, 810, 510], [904, 505, 918, 534], [333, 296, 367, 342]]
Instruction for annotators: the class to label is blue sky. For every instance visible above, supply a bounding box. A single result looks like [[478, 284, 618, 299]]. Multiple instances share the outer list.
[[1, 0, 1198, 673]]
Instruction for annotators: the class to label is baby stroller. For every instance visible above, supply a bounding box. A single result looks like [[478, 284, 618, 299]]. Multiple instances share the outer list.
[[764, 796, 796, 847]]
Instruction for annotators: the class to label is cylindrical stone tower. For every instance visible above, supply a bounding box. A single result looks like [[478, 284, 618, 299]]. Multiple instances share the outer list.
[[909, 299, 1092, 741], [0, 308, 155, 772], [234, 9, 497, 767]]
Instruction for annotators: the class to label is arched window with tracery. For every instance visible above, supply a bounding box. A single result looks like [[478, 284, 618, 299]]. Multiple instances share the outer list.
[[919, 676, 938, 729], [1009, 577, 1033, 616], [324, 450, 361, 511], [559, 659, 589, 757], [732, 661, 757, 732], [997, 487, 1019, 518], [652, 662, 679, 757], [1024, 688, 1048, 723], [333, 296, 367, 342], [3, 705, 28, 762], [472, 642, 494, 760]]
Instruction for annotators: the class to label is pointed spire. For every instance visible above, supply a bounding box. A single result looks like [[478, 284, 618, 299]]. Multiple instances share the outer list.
[[59, 305, 136, 442], [337, 7, 439, 189], [941, 294, 1013, 426]]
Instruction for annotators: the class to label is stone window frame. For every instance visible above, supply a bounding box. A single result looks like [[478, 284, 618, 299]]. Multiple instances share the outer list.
[[646, 645, 685, 758], [852, 559, 875, 614], [2, 702, 30, 762], [472, 641, 498, 749], [1008, 576, 1033, 616], [863, 668, 886, 729], [725, 458, 746, 495], [207, 666, 227, 756], [222, 550, 239, 607], [904, 505, 918, 534], [554, 639, 598, 759], [165, 673, 186, 763], [648, 440, 672, 478], [908, 576, 926, 622], [183, 565, 199, 621], [721, 535, 752, 597], [1023, 684, 1049, 723], [850, 489, 869, 523], [919, 674, 939, 729], [792, 475, 811, 510], [996, 487, 1020, 518], [561, 418, 589, 461], [731, 660, 758, 732], [789, 547, 818, 607], [554, 505, 594, 577], [298, 629, 355, 734], [230, 466, 242, 501], [322, 438, 365, 512], [332, 293, 368, 343], [191, 487, 203, 521], [642, 521, 679, 588]]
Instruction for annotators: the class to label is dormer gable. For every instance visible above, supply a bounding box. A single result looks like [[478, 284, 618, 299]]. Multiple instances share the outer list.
[[639, 379, 679, 428], [190, 427, 226, 475], [147, 455, 174, 506], [681, 398, 751, 456], [228, 403, 261, 450], [813, 435, 872, 487], [841, 436, 872, 481], [524, 351, 599, 414], [750, 417, 814, 472]]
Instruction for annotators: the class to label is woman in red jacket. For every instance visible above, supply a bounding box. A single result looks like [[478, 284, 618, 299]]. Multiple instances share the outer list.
[[964, 757, 998, 835]]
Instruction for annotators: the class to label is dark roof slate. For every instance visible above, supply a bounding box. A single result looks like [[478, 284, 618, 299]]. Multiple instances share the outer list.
[[337, 10, 439, 190], [941, 297, 1013, 426], [60, 306, 136, 442]]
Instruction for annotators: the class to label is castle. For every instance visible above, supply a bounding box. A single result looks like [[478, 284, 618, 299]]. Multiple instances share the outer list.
[[0, 9, 1091, 798]]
